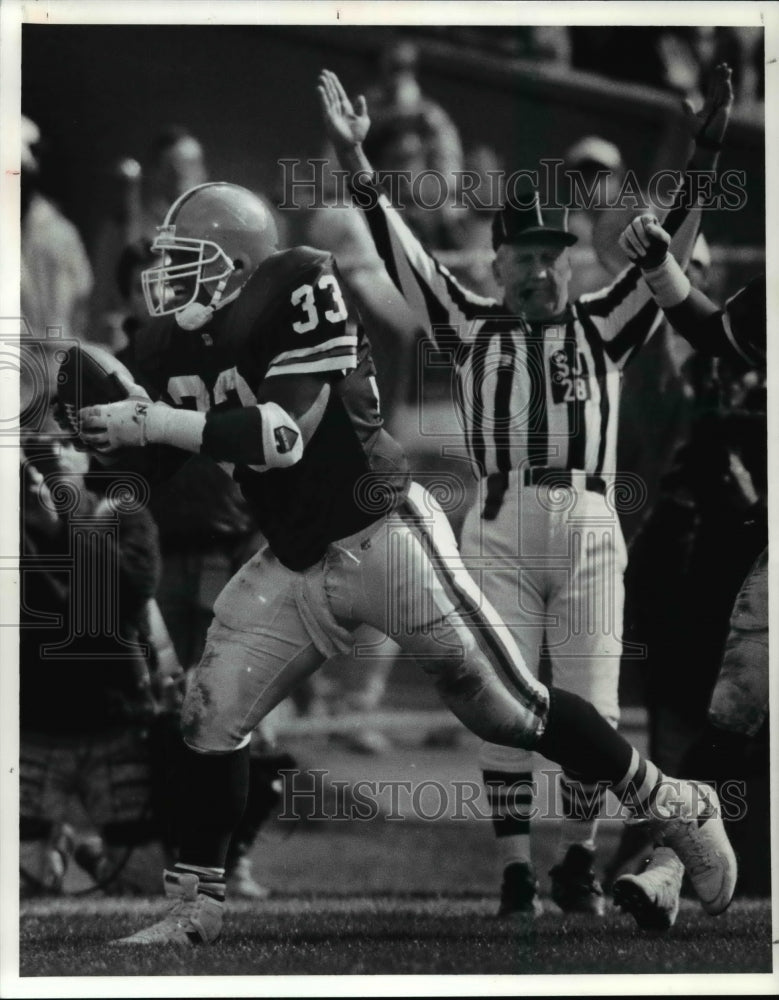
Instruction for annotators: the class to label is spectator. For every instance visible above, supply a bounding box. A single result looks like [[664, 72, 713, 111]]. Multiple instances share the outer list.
[[625, 386, 767, 777], [569, 26, 763, 110], [563, 135, 626, 297], [20, 115, 94, 426], [89, 126, 208, 349], [20, 434, 162, 895], [434, 144, 505, 299], [21, 115, 94, 344], [365, 38, 463, 181]]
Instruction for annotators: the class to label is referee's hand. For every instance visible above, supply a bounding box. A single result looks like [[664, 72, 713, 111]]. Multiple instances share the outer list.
[[318, 69, 370, 153], [682, 62, 734, 147], [618, 215, 671, 270]]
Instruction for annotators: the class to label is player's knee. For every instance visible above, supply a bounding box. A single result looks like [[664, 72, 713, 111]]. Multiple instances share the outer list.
[[181, 715, 252, 755], [180, 682, 252, 754], [428, 653, 487, 701], [412, 623, 481, 692], [416, 632, 543, 749]]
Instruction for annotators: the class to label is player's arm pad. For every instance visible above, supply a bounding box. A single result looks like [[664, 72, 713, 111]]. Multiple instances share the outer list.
[[201, 402, 303, 469]]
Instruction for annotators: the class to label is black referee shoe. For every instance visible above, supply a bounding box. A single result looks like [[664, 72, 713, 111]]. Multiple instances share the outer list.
[[496, 862, 544, 918], [549, 844, 605, 916]]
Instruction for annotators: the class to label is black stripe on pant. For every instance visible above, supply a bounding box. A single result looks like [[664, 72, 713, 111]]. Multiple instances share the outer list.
[[398, 496, 548, 719]]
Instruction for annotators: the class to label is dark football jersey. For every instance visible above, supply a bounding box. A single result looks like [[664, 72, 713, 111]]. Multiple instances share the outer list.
[[721, 274, 766, 370], [132, 246, 410, 570]]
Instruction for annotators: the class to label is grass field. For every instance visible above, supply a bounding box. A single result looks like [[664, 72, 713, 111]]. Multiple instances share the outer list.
[[15, 735, 777, 984], [19, 894, 774, 978], [19, 823, 774, 979]]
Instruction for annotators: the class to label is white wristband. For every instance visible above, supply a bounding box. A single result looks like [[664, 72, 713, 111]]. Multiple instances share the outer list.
[[642, 255, 691, 310], [146, 404, 206, 452]]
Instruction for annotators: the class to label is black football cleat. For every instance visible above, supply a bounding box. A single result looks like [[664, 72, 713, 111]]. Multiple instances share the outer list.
[[549, 844, 606, 916], [496, 861, 544, 918]]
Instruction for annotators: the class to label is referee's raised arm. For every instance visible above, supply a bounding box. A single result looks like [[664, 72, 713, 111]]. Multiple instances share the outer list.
[[318, 68, 501, 350], [579, 62, 735, 369]]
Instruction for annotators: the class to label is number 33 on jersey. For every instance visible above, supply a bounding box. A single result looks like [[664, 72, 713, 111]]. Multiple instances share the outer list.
[[257, 249, 356, 379], [291, 274, 348, 333]]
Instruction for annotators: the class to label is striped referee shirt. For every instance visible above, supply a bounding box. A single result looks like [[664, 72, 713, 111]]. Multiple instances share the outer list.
[[360, 191, 700, 483]]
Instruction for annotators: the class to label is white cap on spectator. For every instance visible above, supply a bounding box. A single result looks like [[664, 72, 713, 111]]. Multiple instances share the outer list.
[[564, 136, 623, 172]]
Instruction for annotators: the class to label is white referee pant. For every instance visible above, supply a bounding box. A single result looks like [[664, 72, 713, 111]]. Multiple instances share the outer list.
[[460, 468, 626, 772], [180, 482, 549, 754]]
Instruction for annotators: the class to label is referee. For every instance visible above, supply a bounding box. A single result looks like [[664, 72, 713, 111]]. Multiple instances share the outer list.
[[320, 64, 732, 918]]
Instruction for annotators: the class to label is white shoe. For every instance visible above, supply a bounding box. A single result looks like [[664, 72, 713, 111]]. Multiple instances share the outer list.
[[114, 870, 224, 945], [41, 824, 75, 895], [649, 781, 737, 915], [227, 856, 270, 900], [613, 846, 684, 930]]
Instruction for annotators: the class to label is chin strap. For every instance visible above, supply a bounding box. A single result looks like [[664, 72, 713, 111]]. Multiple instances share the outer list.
[[174, 277, 244, 331], [174, 273, 227, 330], [175, 302, 214, 330]]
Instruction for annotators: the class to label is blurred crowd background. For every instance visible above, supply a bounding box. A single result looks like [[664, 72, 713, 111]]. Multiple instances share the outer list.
[[18, 24, 768, 899]]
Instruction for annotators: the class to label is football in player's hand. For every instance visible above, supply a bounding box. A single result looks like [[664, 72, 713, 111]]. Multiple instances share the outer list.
[[55, 343, 133, 438]]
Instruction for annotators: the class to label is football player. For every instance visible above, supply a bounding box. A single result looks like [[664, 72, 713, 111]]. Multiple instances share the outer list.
[[78, 182, 737, 945], [613, 216, 767, 929]]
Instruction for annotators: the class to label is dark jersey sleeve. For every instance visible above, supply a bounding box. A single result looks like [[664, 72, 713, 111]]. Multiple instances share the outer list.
[[721, 275, 766, 369], [236, 247, 358, 381], [665, 274, 766, 373]]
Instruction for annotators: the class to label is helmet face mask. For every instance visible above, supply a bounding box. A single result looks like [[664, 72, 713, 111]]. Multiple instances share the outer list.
[[142, 230, 235, 317], [141, 182, 278, 321]]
